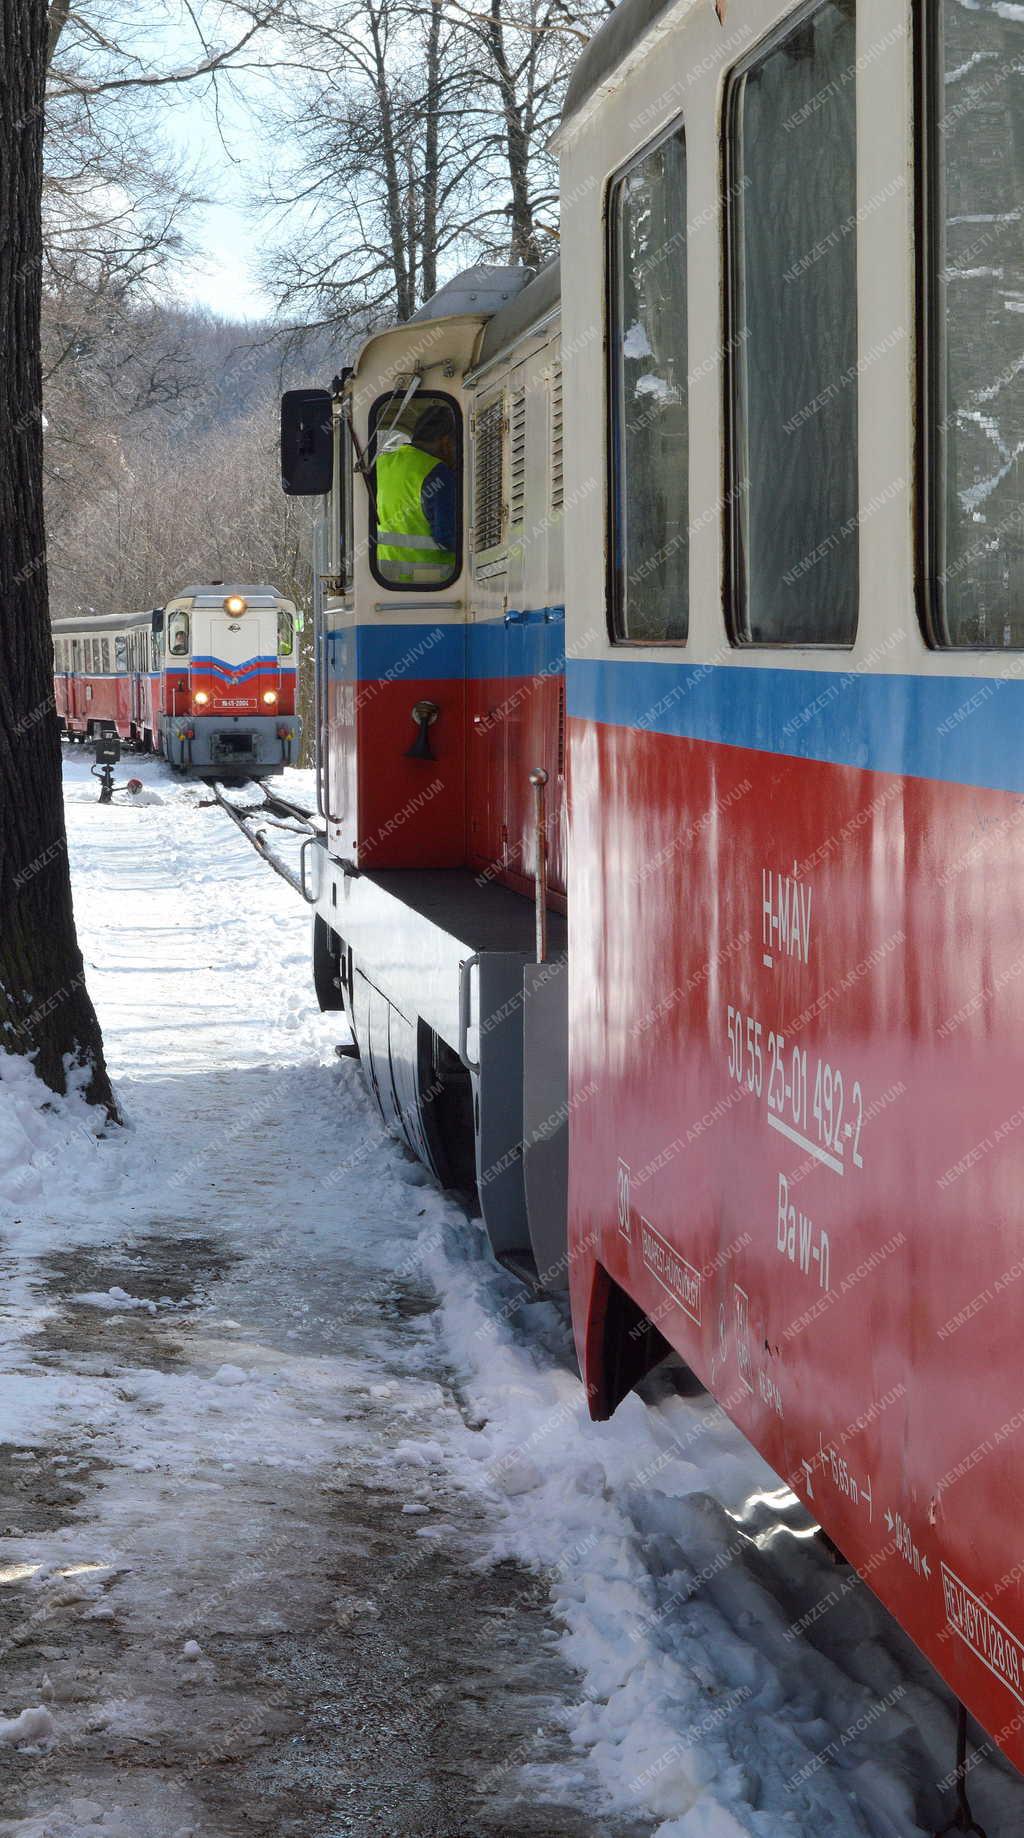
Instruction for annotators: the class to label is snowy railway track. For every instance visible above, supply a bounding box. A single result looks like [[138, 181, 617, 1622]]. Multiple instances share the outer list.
[[10, 750, 1021, 1836], [209, 779, 320, 896]]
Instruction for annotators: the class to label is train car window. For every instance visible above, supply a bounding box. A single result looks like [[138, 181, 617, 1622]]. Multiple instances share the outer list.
[[102, 639, 111, 673], [167, 610, 190, 656], [116, 636, 127, 671], [725, 0, 858, 647], [608, 124, 689, 643], [151, 632, 160, 672], [921, 2, 1024, 648], [278, 610, 294, 656], [369, 391, 462, 590]]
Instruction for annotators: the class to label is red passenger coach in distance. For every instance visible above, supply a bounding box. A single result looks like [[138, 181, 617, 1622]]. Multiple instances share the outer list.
[[53, 583, 301, 777], [281, 0, 1024, 1793]]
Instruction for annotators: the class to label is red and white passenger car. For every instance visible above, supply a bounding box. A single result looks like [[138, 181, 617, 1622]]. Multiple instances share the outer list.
[[283, 0, 1024, 1788], [52, 583, 301, 777]]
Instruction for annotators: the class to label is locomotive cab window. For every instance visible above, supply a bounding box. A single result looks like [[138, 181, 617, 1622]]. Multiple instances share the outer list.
[[278, 610, 294, 656], [369, 391, 462, 590], [609, 124, 689, 643], [167, 610, 190, 656], [725, 0, 858, 646], [921, 1, 1024, 647]]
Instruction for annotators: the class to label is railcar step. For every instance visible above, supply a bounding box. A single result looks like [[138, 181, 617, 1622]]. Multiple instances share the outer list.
[[334, 1041, 360, 1060], [496, 1247, 545, 1297]]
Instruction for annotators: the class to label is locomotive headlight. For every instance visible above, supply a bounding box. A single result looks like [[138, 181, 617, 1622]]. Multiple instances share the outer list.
[[262, 690, 278, 705], [194, 690, 210, 706], [224, 594, 247, 615]]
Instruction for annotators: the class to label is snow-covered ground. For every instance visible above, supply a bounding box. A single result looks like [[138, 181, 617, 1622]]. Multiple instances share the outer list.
[[1, 749, 1023, 1836]]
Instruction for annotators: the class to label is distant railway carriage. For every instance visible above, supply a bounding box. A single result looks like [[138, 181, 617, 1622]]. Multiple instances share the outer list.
[[283, 0, 1024, 1796], [53, 583, 301, 777]]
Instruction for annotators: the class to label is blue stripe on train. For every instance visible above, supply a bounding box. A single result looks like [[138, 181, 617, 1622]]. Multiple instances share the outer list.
[[567, 657, 1024, 797], [186, 656, 295, 682], [332, 611, 566, 683]]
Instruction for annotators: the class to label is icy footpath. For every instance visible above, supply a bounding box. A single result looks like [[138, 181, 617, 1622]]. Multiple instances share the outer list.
[[0, 751, 1023, 1836]]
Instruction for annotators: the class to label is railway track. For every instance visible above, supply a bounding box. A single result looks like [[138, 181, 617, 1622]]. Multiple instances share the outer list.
[[210, 780, 320, 895]]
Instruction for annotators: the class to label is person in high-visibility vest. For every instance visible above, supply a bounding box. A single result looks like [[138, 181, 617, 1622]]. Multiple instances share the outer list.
[[375, 403, 458, 582]]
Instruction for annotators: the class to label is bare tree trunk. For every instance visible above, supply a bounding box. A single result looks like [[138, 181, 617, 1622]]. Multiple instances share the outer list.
[[421, 0, 442, 301], [368, 2, 413, 319], [0, 0, 117, 1115], [487, 0, 542, 267], [45, 0, 70, 66]]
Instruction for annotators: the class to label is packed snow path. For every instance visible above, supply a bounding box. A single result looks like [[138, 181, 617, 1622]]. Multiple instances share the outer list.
[[2, 751, 1024, 1838]]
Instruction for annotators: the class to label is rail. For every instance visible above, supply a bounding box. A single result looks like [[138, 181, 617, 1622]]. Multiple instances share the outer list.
[[210, 783, 318, 897]]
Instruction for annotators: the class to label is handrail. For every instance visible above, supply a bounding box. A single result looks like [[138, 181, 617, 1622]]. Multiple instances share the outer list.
[[529, 768, 549, 965], [458, 953, 482, 1073]]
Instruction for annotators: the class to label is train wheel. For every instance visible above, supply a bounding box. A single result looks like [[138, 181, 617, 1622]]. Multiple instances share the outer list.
[[313, 915, 345, 1012]]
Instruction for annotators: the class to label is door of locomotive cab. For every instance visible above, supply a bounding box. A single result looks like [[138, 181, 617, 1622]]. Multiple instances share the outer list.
[[58, 642, 73, 730], [467, 387, 512, 877], [131, 634, 146, 729], [469, 646, 509, 875], [70, 638, 83, 727]]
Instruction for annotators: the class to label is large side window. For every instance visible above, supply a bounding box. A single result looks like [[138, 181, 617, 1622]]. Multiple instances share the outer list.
[[609, 124, 689, 644], [921, 3, 1024, 648], [369, 391, 462, 591], [725, 0, 858, 646]]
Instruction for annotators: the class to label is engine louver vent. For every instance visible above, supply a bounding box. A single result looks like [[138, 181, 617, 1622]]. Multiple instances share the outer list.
[[473, 397, 505, 553], [550, 365, 564, 512], [509, 387, 527, 528]]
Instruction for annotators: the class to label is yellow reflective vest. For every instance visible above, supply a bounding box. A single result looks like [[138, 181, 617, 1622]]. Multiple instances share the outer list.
[[376, 445, 454, 579]]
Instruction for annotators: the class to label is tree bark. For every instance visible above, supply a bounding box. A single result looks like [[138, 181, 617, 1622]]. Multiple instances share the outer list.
[[487, 0, 542, 268], [0, 0, 117, 1115], [368, 3, 413, 320], [421, 0, 442, 301]]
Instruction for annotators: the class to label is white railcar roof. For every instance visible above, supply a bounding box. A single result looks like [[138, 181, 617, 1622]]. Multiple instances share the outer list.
[[561, 0, 679, 127], [407, 265, 532, 324], [472, 260, 561, 377], [166, 582, 289, 607], [51, 609, 155, 635]]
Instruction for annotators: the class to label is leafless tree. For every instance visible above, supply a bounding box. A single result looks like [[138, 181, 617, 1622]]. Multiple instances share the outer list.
[[0, 0, 288, 1108], [40, 3, 286, 536], [259, 0, 609, 327], [442, 0, 606, 268], [259, 0, 488, 326], [1, 0, 117, 1112]]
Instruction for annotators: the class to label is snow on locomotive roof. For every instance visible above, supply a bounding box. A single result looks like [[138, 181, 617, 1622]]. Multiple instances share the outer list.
[[560, 0, 681, 129], [473, 259, 560, 374]]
